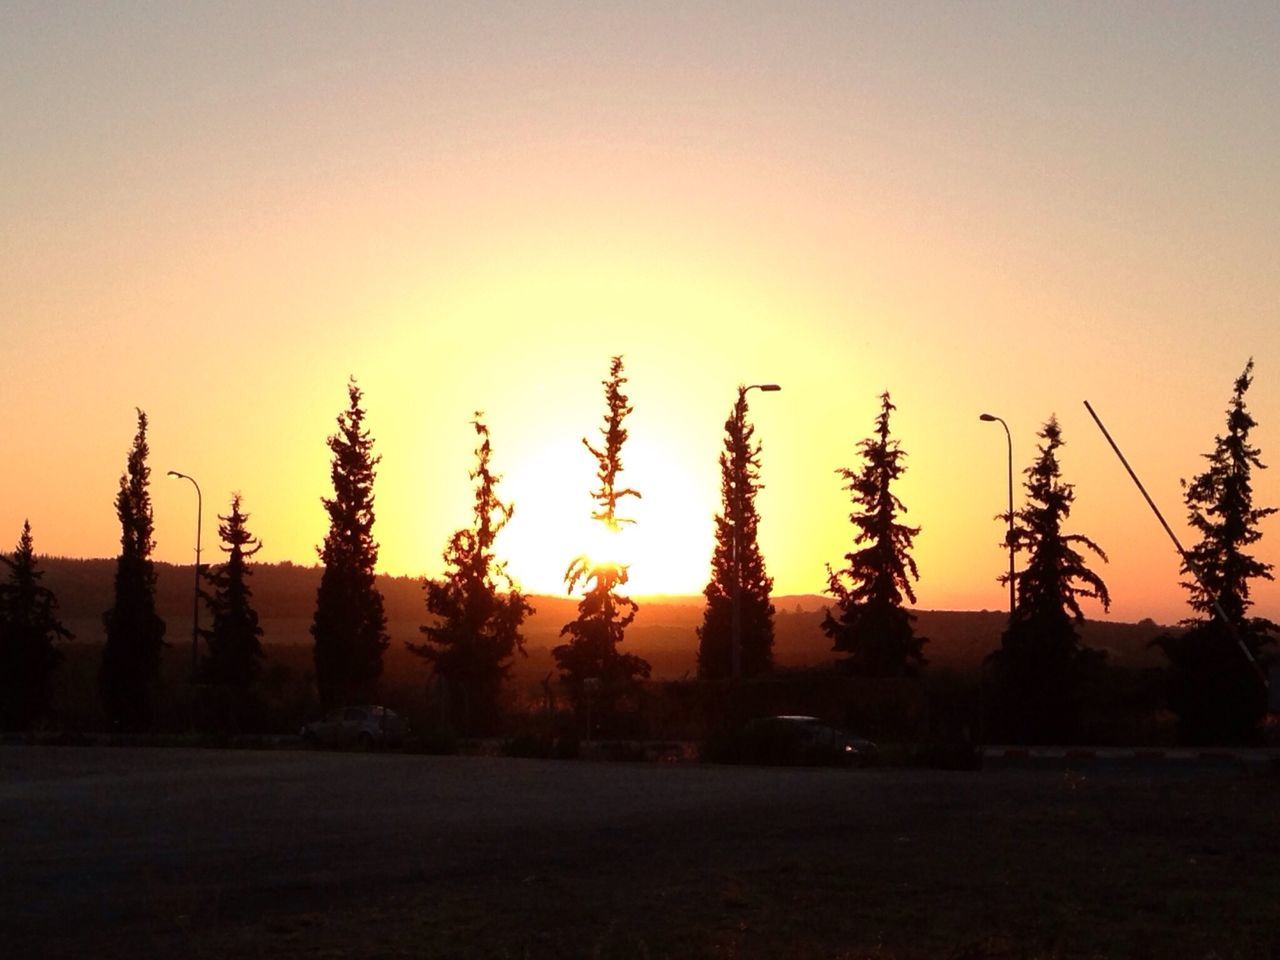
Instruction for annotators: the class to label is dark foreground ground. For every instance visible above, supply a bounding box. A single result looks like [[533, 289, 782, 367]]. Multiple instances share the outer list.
[[2, 747, 1277, 959]]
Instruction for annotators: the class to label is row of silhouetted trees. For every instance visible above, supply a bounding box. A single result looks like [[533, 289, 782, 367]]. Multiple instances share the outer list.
[[1, 359, 1274, 742], [979, 362, 1276, 743]]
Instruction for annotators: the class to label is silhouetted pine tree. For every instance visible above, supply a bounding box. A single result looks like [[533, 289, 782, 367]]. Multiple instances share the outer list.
[[0, 521, 70, 729], [697, 388, 775, 679], [554, 357, 650, 729], [987, 417, 1109, 743], [100, 409, 167, 731], [311, 379, 389, 711], [822, 392, 926, 677], [198, 494, 264, 730], [1153, 360, 1276, 743], [409, 416, 533, 735]]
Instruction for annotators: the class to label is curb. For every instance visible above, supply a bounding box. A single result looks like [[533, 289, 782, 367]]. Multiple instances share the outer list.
[[982, 746, 1279, 763]]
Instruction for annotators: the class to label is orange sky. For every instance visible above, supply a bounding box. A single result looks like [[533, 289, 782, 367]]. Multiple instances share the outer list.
[[3, 3, 1279, 624]]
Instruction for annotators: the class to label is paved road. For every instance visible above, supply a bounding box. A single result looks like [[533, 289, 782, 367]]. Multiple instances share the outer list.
[[1, 747, 905, 953], [2, 746, 1273, 958]]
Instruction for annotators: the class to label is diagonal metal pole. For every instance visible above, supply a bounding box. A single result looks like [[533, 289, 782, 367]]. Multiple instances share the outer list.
[[1082, 400, 1266, 686]]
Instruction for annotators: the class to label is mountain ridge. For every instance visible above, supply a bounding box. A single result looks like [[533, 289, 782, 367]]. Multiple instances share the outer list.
[[29, 558, 1173, 679]]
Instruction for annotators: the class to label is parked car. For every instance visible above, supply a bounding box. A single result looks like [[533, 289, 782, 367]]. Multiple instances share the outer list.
[[738, 715, 878, 767], [301, 705, 407, 750]]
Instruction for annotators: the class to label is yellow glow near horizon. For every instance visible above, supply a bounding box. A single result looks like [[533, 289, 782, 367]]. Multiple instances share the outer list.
[[3, 5, 1280, 626]]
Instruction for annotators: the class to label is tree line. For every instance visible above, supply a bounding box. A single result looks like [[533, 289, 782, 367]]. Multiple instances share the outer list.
[[1, 360, 1274, 743]]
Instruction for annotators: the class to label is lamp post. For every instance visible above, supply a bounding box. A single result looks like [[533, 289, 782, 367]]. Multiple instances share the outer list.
[[978, 414, 1015, 627], [167, 470, 203, 676], [731, 383, 781, 681]]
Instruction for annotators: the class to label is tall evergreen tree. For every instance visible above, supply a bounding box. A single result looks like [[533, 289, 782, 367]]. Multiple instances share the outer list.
[[1154, 360, 1276, 743], [0, 521, 71, 729], [409, 415, 533, 734], [697, 388, 775, 679], [311, 379, 389, 711], [987, 417, 1109, 743], [554, 357, 650, 727], [100, 409, 167, 730], [198, 493, 265, 729], [822, 392, 926, 677]]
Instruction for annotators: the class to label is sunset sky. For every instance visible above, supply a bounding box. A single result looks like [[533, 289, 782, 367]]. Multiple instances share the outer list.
[[3, 2, 1278, 625]]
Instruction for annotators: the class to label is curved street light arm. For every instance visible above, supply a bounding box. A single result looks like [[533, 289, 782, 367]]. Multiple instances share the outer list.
[[979, 414, 1016, 627], [730, 383, 780, 681], [168, 470, 203, 677]]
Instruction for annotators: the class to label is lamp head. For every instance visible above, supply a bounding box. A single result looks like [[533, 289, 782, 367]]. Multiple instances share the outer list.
[[979, 413, 997, 422], [758, 384, 781, 392]]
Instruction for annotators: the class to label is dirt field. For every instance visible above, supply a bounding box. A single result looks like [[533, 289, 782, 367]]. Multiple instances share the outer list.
[[2, 746, 1277, 959]]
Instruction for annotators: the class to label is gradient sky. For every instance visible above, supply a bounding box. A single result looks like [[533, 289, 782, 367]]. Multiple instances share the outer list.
[[3, 1, 1278, 624]]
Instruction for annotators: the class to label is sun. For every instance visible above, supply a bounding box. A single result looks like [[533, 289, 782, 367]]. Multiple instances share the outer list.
[[494, 434, 718, 598]]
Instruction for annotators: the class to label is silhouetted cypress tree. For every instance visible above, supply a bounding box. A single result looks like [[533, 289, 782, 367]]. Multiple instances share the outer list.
[[987, 417, 1109, 743], [554, 357, 650, 728], [1153, 360, 1276, 743], [0, 521, 70, 729], [822, 392, 926, 677], [311, 379, 388, 711], [697, 388, 775, 679], [198, 493, 264, 730], [409, 415, 533, 735], [100, 409, 167, 731]]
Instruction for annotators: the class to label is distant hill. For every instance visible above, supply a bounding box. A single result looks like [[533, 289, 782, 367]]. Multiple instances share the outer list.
[[33, 558, 1173, 681]]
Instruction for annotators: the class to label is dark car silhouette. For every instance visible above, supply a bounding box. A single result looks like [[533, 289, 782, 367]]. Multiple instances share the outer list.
[[301, 705, 407, 750], [739, 715, 877, 767]]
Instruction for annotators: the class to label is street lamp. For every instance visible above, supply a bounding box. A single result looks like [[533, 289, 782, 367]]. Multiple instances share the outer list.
[[167, 470, 203, 676], [978, 414, 1015, 627], [731, 383, 781, 681]]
